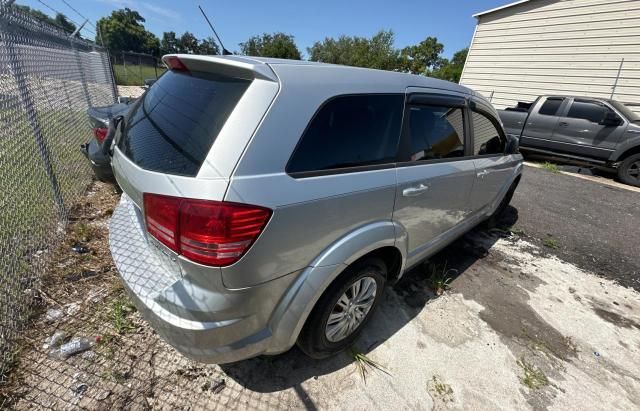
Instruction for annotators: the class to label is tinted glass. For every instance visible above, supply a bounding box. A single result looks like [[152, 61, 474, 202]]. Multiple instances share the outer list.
[[539, 98, 563, 116], [119, 70, 251, 176], [472, 111, 505, 155], [609, 100, 640, 123], [566, 100, 609, 123], [287, 95, 404, 173], [408, 106, 465, 161]]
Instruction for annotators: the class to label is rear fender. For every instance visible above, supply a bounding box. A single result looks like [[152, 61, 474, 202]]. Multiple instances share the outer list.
[[266, 220, 404, 353], [609, 132, 640, 162]]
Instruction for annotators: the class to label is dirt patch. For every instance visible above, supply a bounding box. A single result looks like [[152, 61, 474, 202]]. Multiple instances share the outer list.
[[592, 306, 640, 331]]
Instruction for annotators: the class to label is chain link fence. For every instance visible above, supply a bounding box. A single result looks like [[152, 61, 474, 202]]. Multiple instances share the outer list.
[[0, 1, 116, 385], [111, 51, 165, 86]]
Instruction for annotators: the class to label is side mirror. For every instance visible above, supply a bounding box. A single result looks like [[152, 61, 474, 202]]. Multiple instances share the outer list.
[[600, 112, 622, 127], [505, 134, 520, 154]]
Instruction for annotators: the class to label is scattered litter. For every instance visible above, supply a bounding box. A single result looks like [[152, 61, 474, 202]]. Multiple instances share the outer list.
[[84, 288, 108, 304], [64, 302, 81, 316], [71, 383, 88, 396], [64, 270, 99, 282], [594, 352, 601, 357], [49, 336, 99, 359], [202, 379, 226, 394], [43, 330, 67, 349], [44, 308, 64, 323], [81, 350, 97, 360], [71, 243, 90, 254]]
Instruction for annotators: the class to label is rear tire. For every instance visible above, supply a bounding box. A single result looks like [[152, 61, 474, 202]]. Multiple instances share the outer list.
[[297, 258, 386, 359], [617, 153, 640, 187]]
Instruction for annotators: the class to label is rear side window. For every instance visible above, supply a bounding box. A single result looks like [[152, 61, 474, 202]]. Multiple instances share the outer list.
[[472, 111, 506, 155], [407, 106, 465, 161], [566, 100, 609, 123], [287, 94, 404, 174], [539, 98, 564, 116], [119, 70, 251, 176]]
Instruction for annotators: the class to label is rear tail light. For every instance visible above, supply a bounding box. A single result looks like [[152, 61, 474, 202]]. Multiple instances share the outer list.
[[143, 193, 271, 266], [163, 56, 189, 72], [92, 127, 108, 144]]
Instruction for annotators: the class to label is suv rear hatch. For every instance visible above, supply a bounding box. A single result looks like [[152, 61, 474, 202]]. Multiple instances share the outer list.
[[110, 55, 279, 271]]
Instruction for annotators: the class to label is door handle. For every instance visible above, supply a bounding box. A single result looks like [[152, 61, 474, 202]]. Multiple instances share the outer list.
[[558, 121, 569, 127], [477, 169, 489, 178], [402, 184, 429, 197]]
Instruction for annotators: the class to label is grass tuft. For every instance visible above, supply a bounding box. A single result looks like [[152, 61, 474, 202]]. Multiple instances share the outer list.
[[431, 375, 454, 398], [111, 296, 136, 334], [543, 237, 559, 249], [517, 357, 549, 390], [428, 262, 456, 296], [541, 162, 560, 173], [349, 348, 390, 383]]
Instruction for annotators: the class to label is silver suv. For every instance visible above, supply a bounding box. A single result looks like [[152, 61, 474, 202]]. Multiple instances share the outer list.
[[109, 55, 523, 363]]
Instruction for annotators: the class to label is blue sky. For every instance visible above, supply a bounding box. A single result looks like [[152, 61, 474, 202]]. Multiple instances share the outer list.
[[19, 0, 510, 58]]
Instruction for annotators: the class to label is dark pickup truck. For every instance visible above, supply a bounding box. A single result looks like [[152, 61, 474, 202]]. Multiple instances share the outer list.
[[498, 96, 640, 186]]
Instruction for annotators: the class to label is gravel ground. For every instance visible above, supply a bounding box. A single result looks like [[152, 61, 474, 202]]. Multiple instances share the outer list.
[[511, 164, 640, 291], [2, 171, 639, 410], [117, 85, 146, 99]]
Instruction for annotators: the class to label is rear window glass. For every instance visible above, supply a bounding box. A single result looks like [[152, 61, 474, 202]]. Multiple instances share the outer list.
[[539, 98, 563, 116], [287, 94, 404, 174], [118, 70, 251, 176], [472, 111, 506, 155]]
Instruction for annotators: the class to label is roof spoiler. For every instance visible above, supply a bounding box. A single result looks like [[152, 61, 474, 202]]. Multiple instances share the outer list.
[[161, 54, 278, 82]]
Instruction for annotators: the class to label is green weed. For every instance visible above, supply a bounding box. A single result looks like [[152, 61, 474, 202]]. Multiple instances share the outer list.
[[349, 348, 390, 383], [541, 162, 560, 173], [517, 357, 549, 390]]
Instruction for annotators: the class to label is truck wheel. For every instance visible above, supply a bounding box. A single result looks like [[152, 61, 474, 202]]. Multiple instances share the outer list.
[[617, 153, 640, 187], [297, 258, 386, 359]]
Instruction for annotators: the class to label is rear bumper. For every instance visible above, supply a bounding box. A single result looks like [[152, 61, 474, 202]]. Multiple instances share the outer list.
[[81, 139, 114, 182], [109, 194, 297, 363]]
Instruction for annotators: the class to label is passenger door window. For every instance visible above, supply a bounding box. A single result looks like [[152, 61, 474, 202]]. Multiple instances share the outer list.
[[566, 100, 610, 123], [287, 94, 404, 174], [407, 105, 465, 161], [471, 111, 506, 156], [538, 98, 564, 116]]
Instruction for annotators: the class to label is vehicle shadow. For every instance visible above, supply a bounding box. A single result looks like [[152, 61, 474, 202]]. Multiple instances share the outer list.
[[220, 206, 519, 394]]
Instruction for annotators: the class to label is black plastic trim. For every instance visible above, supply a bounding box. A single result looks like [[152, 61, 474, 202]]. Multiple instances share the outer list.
[[287, 162, 396, 179]]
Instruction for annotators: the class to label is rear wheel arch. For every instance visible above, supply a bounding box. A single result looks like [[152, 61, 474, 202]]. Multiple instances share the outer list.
[[615, 145, 640, 162], [267, 244, 403, 355]]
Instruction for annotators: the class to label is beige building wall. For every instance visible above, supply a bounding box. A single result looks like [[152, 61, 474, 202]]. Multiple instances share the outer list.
[[461, 0, 640, 115]]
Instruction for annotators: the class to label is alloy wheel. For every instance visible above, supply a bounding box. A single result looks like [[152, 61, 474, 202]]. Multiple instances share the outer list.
[[324, 276, 377, 342]]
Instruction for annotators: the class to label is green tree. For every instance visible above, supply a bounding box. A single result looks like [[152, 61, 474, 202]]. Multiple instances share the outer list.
[[308, 30, 400, 70], [15, 5, 76, 35], [179, 32, 200, 54], [97, 8, 160, 55], [160, 31, 179, 54], [398, 37, 445, 75], [431, 48, 468, 83], [198, 37, 220, 55], [239, 33, 301, 59], [53, 13, 77, 35]]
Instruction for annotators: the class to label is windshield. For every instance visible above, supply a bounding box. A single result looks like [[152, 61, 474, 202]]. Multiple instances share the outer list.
[[609, 100, 640, 123], [118, 70, 251, 176]]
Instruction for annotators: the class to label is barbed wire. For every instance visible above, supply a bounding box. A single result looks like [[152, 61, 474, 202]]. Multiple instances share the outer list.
[[35, 0, 96, 36]]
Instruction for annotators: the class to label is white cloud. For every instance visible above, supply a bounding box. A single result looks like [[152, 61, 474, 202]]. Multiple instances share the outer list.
[[97, 0, 180, 21]]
